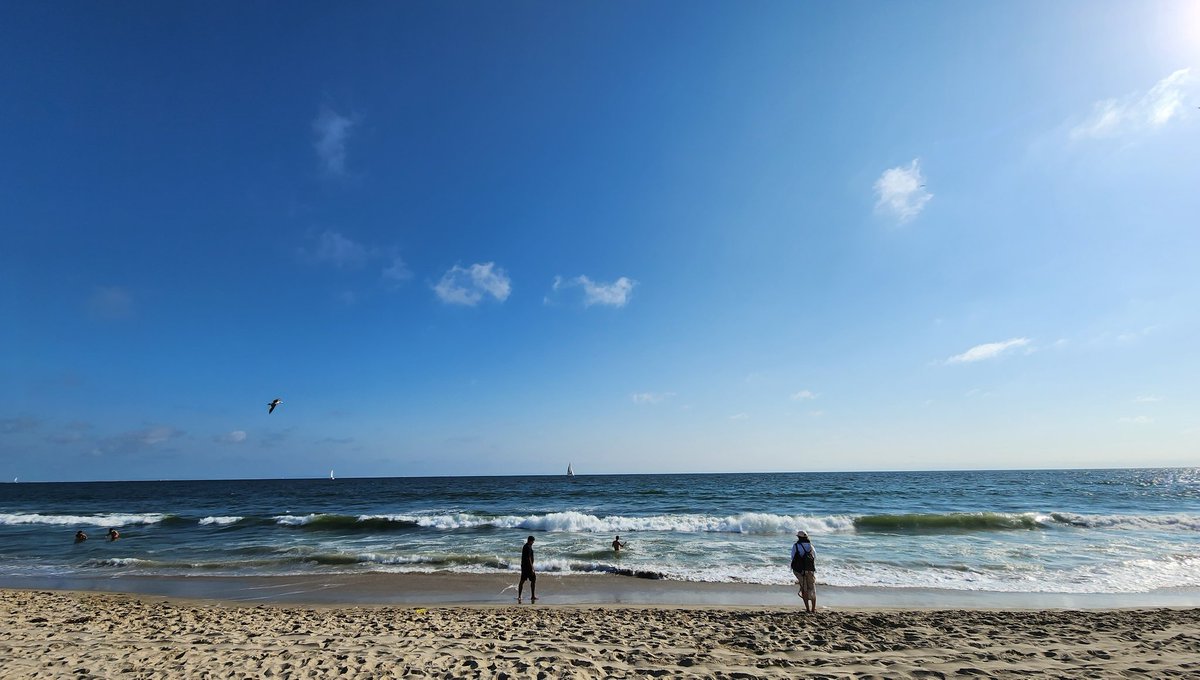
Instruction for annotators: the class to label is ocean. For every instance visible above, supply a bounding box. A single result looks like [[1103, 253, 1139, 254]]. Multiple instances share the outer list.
[[1, 468, 1198, 596]]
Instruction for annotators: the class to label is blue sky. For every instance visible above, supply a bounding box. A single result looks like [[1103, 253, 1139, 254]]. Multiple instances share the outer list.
[[3, 2, 1198, 481]]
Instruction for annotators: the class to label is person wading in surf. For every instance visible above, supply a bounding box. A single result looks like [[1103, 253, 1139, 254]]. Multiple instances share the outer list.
[[791, 530, 816, 613], [517, 536, 537, 603]]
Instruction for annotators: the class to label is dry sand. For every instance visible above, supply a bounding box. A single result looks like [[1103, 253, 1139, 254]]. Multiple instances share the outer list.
[[2, 588, 1198, 678]]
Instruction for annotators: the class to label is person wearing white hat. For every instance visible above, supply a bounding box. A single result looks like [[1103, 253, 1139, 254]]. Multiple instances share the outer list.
[[790, 530, 816, 613]]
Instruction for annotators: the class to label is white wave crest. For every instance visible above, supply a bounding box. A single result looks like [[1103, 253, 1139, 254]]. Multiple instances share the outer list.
[[1050, 512, 1200, 532], [389, 511, 856, 534], [273, 514, 324, 526], [82, 558, 156, 568], [199, 516, 242, 526], [0, 512, 166, 528], [352, 552, 439, 565], [1051, 513, 1200, 534]]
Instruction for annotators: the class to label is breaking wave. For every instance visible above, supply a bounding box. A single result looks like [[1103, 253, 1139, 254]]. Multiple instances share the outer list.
[[0, 513, 169, 528]]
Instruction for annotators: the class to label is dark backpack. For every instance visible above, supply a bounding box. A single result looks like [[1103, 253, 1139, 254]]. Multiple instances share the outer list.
[[791, 541, 815, 571]]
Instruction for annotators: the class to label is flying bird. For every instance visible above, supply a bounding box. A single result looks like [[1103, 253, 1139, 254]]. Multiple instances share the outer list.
[[267, 398, 282, 414]]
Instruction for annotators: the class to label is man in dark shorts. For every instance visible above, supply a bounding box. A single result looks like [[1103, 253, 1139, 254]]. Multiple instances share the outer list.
[[517, 535, 537, 603], [791, 530, 816, 613]]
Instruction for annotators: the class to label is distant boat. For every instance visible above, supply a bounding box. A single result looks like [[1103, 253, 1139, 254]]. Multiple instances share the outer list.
[[11, 477, 16, 484], [566, 463, 574, 478], [329, 469, 335, 480]]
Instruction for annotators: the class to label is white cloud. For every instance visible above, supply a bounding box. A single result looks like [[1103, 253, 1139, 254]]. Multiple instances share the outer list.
[[312, 230, 370, 269], [313, 107, 355, 175], [579, 276, 636, 307], [945, 337, 1031, 364], [631, 392, 675, 405], [217, 430, 247, 444], [548, 275, 637, 308], [790, 390, 818, 401], [874, 159, 932, 223], [1117, 416, 1153, 425], [1134, 395, 1163, 403], [729, 412, 750, 421], [1070, 69, 1194, 140], [433, 262, 511, 306], [88, 286, 135, 320]]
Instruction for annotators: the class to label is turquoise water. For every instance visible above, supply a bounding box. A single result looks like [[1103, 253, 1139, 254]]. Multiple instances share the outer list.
[[1, 469, 1198, 594]]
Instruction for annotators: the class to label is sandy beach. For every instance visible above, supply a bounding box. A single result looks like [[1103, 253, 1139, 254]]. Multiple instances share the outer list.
[[3, 588, 1198, 679]]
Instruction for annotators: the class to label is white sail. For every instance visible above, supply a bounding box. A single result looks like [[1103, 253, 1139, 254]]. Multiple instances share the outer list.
[[566, 463, 574, 477], [329, 469, 335, 480]]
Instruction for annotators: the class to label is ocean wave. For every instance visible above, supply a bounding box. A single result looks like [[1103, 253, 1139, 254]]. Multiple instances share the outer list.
[[1048, 512, 1200, 532], [852, 512, 1050, 533], [198, 516, 243, 526], [377, 511, 858, 535], [256, 510, 1200, 535], [0, 512, 168, 528], [272, 514, 420, 531]]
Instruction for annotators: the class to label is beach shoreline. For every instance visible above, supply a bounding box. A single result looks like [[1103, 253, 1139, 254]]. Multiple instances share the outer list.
[[3, 571, 1200, 609], [3, 588, 1198, 678]]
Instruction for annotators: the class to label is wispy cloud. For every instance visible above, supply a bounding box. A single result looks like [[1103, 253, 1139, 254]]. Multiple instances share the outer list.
[[44, 421, 92, 445], [945, 337, 1031, 364], [433, 262, 512, 306], [215, 430, 247, 445], [547, 275, 637, 308], [729, 412, 750, 421], [1134, 395, 1164, 403], [88, 286, 135, 320], [874, 159, 932, 223], [310, 230, 370, 269], [1117, 326, 1157, 345], [631, 392, 675, 405], [790, 390, 818, 401], [1117, 416, 1153, 425], [313, 107, 356, 175], [1070, 68, 1194, 140], [302, 231, 413, 289], [381, 256, 413, 286], [0, 416, 39, 434], [95, 426, 185, 455]]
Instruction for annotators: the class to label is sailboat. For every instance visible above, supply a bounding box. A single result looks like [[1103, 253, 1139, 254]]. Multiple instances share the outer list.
[[329, 469, 335, 480], [566, 463, 574, 478]]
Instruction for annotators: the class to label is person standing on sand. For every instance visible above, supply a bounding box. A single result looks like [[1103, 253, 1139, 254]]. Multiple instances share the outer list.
[[517, 536, 537, 603], [791, 530, 816, 613]]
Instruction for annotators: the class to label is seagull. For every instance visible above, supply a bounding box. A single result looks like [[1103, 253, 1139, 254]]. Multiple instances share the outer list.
[[267, 398, 282, 414]]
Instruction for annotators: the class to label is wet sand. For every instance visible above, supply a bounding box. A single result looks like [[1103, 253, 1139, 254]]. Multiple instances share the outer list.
[[5, 571, 1200, 609], [2, 587, 1199, 678]]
